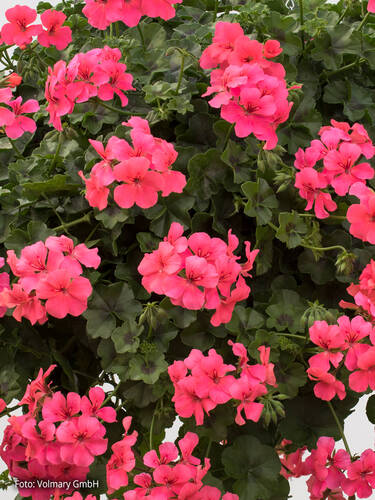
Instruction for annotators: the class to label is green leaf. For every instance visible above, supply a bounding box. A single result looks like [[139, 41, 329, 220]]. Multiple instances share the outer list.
[[222, 435, 284, 499], [111, 320, 144, 354], [128, 350, 168, 384], [242, 178, 278, 225], [22, 174, 80, 196], [186, 149, 232, 201], [84, 283, 141, 339], [255, 225, 274, 275], [276, 212, 308, 249], [226, 306, 265, 336], [266, 290, 306, 334]]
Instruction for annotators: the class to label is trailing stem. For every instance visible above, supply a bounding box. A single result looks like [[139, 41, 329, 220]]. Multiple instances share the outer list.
[[327, 401, 352, 458]]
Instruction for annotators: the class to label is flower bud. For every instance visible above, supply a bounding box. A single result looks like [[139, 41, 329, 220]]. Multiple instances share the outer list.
[[6, 72, 22, 88], [335, 250, 356, 275]]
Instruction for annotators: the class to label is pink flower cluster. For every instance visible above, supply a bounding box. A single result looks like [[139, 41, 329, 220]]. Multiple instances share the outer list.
[[278, 438, 375, 499], [138, 223, 258, 326], [107, 420, 238, 500], [1, 6, 72, 50], [294, 120, 375, 219], [0, 235, 100, 325], [340, 259, 375, 318], [200, 21, 293, 149], [0, 365, 114, 500], [45, 46, 134, 130], [306, 315, 375, 400], [0, 87, 39, 139], [346, 182, 375, 244], [79, 117, 186, 211], [168, 341, 276, 426], [82, 0, 183, 30]]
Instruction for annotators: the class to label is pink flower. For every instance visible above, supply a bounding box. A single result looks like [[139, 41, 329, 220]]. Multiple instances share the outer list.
[[172, 376, 217, 425], [4, 97, 39, 139], [38, 9, 72, 50], [169, 255, 219, 310], [308, 320, 346, 370], [97, 60, 135, 106], [82, 0, 123, 30], [342, 449, 375, 497], [114, 157, 163, 209], [1, 5, 42, 48], [0, 398, 6, 413], [368, 0, 375, 13], [323, 142, 374, 195], [0, 284, 47, 325], [79, 164, 114, 211], [347, 183, 375, 244], [210, 275, 250, 327], [200, 22, 244, 69], [42, 392, 81, 423], [5, 72, 22, 88], [141, 0, 183, 21], [118, 0, 143, 27], [349, 346, 375, 392], [337, 315, 372, 371], [263, 40, 282, 58], [307, 367, 346, 401], [229, 375, 266, 425], [56, 415, 107, 466], [143, 442, 178, 468], [138, 242, 182, 295], [295, 167, 337, 219], [36, 269, 92, 319], [81, 387, 116, 423]]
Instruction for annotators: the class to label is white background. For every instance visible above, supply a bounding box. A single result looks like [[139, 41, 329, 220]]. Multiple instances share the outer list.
[[0, 0, 374, 499]]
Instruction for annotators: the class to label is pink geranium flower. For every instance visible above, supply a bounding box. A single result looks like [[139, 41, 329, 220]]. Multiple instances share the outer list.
[[347, 182, 375, 244], [307, 367, 346, 401], [42, 392, 81, 422], [79, 164, 115, 211], [114, 157, 163, 209], [200, 22, 244, 69], [38, 9, 72, 50], [368, 0, 375, 13], [4, 97, 39, 139], [172, 376, 216, 425], [1, 5, 42, 48], [141, 0, 183, 21], [342, 449, 375, 497], [97, 60, 135, 106], [81, 387, 116, 423], [56, 415, 107, 466], [308, 320, 346, 371], [323, 142, 374, 195], [295, 167, 337, 219], [36, 269, 92, 319], [82, 0, 123, 30], [349, 346, 375, 392]]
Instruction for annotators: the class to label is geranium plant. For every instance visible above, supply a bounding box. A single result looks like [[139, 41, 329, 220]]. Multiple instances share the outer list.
[[1, 0, 375, 499]]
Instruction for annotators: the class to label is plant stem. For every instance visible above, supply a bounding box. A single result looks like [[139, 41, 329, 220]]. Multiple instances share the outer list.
[[327, 401, 352, 458], [268, 221, 278, 231], [0, 404, 20, 416], [175, 53, 185, 95], [85, 222, 100, 243], [297, 213, 346, 220], [357, 11, 370, 31], [299, 0, 305, 50], [137, 24, 146, 50], [149, 407, 156, 450], [53, 213, 91, 232], [109, 22, 113, 38], [50, 132, 63, 171], [324, 58, 366, 78], [222, 123, 234, 151], [213, 0, 218, 20], [301, 243, 347, 253], [94, 98, 145, 117], [337, 4, 350, 24], [8, 138, 23, 159], [274, 333, 306, 340], [115, 22, 120, 37]]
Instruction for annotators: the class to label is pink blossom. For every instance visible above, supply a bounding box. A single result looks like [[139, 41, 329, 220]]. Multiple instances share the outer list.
[[82, 0, 123, 30], [114, 157, 163, 209], [38, 9, 72, 50], [295, 167, 337, 219], [349, 346, 375, 392], [200, 22, 244, 69], [342, 449, 375, 497], [56, 415, 107, 466], [308, 320, 346, 370], [347, 183, 375, 244], [1, 5, 42, 48], [36, 270, 92, 319], [172, 376, 216, 425], [42, 392, 81, 423], [81, 387, 116, 423], [307, 367, 346, 401], [4, 97, 39, 139], [368, 0, 375, 13]]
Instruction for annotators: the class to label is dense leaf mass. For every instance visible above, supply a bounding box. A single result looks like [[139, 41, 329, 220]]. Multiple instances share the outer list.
[[1, 0, 375, 499]]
